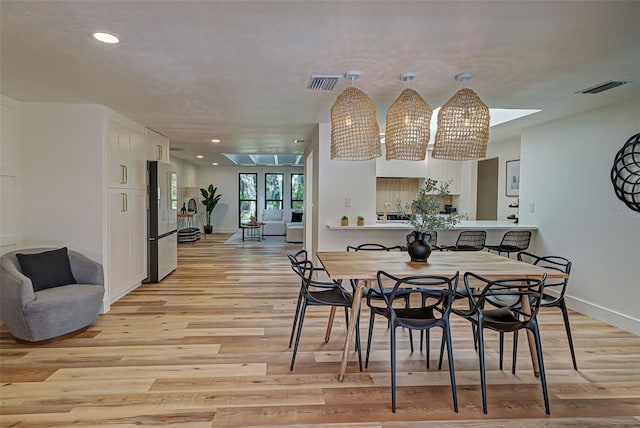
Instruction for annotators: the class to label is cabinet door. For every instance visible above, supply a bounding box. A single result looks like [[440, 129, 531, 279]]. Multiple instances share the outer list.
[[128, 189, 148, 284], [426, 150, 461, 194], [128, 130, 147, 190], [108, 189, 131, 302], [108, 122, 132, 188], [145, 128, 169, 162]]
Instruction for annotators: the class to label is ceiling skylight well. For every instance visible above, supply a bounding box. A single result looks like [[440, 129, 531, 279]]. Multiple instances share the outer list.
[[223, 154, 304, 166]]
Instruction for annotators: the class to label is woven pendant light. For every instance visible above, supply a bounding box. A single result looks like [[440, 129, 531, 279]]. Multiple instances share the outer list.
[[432, 73, 490, 160], [330, 71, 381, 161], [385, 73, 432, 161]]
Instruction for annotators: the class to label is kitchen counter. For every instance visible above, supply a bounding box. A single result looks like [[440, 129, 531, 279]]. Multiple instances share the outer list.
[[326, 220, 537, 230]]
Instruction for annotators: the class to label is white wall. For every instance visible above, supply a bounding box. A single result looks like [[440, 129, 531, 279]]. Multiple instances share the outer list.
[[520, 98, 640, 334], [0, 96, 22, 255], [486, 137, 521, 220], [196, 164, 303, 233]]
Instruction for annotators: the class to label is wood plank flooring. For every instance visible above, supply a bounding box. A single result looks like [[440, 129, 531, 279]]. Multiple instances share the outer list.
[[2, 234, 639, 427]]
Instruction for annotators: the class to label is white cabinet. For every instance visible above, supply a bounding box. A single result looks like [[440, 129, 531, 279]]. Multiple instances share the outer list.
[[108, 121, 146, 189], [145, 127, 170, 163], [108, 188, 147, 302], [426, 149, 462, 194]]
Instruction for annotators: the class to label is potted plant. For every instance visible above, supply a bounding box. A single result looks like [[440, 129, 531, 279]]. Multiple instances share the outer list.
[[397, 178, 464, 262], [341, 215, 349, 226], [356, 216, 365, 226], [200, 184, 223, 234]]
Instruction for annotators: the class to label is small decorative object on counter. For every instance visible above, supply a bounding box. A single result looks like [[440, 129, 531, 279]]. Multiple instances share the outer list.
[[398, 178, 464, 262], [341, 216, 349, 226], [356, 216, 365, 226], [180, 203, 187, 214]]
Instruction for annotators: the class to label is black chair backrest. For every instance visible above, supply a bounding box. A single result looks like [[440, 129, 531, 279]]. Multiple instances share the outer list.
[[518, 251, 572, 299], [406, 231, 438, 246], [347, 243, 404, 252], [375, 270, 459, 317], [455, 231, 487, 250], [500, 231, 532, 250], [461, 271, 546, 320], [288, 249, 308, 264]]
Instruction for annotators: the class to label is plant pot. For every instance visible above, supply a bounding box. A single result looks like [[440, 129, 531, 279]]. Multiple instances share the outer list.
[[204, 225, 213, 234], [357, 219, 364, 226], [341, 219, 349, 226], [407, 231, 433, 262]]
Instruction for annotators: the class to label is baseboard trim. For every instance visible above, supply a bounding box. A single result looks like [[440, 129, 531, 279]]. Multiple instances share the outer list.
[[562, 293, 639, 335]]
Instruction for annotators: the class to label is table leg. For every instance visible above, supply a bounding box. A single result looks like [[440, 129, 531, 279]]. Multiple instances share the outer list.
[[520, 294, 541, 377], [242, 228, 246, 242], [338, 279, 365, 382], [324, 307, 336, 342]]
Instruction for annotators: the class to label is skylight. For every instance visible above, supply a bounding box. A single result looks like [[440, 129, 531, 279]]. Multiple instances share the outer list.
[[223, 153, 304, 166]]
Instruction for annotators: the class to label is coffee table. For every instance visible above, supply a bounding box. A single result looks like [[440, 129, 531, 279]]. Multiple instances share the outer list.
[[240, 223, 264, 242]]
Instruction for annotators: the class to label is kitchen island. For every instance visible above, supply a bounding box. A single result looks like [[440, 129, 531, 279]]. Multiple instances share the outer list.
[[321, 220, 537, 251]]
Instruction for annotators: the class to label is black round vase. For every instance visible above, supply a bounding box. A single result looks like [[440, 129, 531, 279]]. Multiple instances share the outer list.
[[204, 225, 213, 234], [407, 231, 432, 262]]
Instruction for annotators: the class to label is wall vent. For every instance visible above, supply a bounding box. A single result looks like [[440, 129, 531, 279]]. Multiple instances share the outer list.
[[306, 75, 341, 91], [577, 80, 630, 94]]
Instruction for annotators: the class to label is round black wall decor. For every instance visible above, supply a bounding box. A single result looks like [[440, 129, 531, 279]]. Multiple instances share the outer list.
[[610, 132, 640, 212]]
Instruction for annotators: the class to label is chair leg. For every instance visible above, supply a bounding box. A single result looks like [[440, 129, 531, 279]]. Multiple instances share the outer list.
[[531, 322, 551, 415], [425, 330, 430, 368], [499, 332, 504, 370], [290, 302, 307, 371], [559, 301, 578, 370], [438, 332, 446, 370], [365, 309, 376, 368], [390, 325, 397, 413], [406, 295, 414, 353], [477, 324, 488, 414], [288, 289, 303, 348], [444, 323, 459, 413], [512, 330, 519, 374]]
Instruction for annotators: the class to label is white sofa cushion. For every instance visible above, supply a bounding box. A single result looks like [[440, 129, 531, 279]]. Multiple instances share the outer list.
[[262, 209, 283, 221]]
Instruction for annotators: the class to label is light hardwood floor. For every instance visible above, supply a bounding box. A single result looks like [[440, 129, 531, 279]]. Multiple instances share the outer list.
[[2, 235, 639, 427]]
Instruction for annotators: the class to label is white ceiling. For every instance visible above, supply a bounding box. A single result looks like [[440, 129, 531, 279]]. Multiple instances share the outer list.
[[2, 1, 639, 166]]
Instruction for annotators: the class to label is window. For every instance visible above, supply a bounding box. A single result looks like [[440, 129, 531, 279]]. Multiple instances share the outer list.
[[265, 173, 283, 210], [291, 173, 304, 209], [239, 173, 257, 225]]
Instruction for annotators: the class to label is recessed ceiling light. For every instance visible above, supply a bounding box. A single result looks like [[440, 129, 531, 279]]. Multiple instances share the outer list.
[[211, 162, 218, 166], [211, 139, 221, 143], [92, 32, 120, 44], [196, 155, 204, 159]]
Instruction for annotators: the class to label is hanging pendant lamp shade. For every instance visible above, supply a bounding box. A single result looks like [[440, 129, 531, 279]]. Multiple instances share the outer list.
[[433, 87, 490, 160], [330, 85, 381, 161], [385, 87, 432, 160]]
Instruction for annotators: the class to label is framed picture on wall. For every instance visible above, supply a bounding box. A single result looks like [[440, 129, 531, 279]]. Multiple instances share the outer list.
[[506, 160, 520, 197]]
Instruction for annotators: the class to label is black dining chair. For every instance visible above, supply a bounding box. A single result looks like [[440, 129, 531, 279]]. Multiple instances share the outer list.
[[367, 270, 459, 413], [440, 231, 487, 252], [485, 230, 531, 258], [483, 251, 576, 372], [453, 271, 550, 414], [347, 244, 414, 355], [288, 255, 362, 371]]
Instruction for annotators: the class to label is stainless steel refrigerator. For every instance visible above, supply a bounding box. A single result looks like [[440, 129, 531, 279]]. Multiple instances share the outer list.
[[146, 160, 177, 282]]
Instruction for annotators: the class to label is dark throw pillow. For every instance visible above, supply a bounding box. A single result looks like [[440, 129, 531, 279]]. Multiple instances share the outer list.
[[291, 212, 303, 223], [16, 247, 77, 292]]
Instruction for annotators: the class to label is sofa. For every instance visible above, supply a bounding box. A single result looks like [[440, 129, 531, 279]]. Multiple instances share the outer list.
[[0, 247, 105, 343], [261, 209, 303, 242]]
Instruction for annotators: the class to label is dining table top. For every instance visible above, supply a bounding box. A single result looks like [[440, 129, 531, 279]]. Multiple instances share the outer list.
[[315, 250, 567, 281]]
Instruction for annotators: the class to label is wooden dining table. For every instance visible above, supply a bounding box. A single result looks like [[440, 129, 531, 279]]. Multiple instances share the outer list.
[[315, 250, 568, 381]]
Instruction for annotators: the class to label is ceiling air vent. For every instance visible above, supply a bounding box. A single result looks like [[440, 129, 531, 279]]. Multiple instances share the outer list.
[[307, 75, 341, 91], [577, 80, 630, 94]]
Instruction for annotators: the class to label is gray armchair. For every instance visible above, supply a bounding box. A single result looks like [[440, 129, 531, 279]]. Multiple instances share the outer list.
[[0, 247, 104, 343]]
